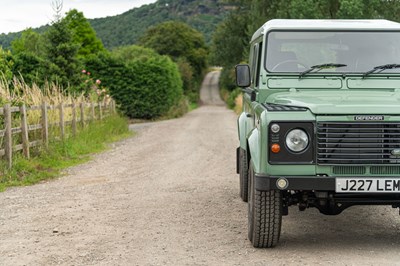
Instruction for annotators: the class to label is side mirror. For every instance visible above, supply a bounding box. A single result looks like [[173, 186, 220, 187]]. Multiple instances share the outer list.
[[235, 64, 251, 87]]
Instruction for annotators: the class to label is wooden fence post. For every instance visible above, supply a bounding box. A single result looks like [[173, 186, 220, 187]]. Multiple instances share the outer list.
[[4, 104, 12, 169], [20, 104, 30, 159], [59, 102, 65, 140], [80, 102, 85, 128], [91, 102, 95, 121], [72, 102, 77, 137], [41, 102, 49, 148], [99, 102, 103, 120]]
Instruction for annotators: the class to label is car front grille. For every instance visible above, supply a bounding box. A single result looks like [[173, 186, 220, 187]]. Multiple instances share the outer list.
[[317, 122, 400, 165]]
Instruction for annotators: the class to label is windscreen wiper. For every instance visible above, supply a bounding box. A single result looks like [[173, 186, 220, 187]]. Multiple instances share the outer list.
[[299, 63, 347, 78], [362, 64, 400, 78]]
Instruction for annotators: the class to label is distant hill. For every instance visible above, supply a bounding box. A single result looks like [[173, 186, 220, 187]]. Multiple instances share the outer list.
[[91, 0, 229, 48], [0, 0, 230, 50]]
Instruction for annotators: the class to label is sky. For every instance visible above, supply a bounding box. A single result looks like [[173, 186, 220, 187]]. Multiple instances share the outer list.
[[0, 0, 157, 34]]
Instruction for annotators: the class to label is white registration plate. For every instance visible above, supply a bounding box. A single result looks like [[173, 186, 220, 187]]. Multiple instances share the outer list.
[[336, 178, 400, 193]]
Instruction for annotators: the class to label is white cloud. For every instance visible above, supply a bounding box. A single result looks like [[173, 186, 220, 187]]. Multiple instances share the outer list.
[[0, 0, 156, 34]]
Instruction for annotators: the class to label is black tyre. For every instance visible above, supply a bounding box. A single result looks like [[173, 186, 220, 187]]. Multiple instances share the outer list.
[[239, 148, 249, 202], [248, 162, 282, 248]]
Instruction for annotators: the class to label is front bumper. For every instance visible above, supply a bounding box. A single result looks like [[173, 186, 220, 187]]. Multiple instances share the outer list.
[[255, 174, 335, 191]]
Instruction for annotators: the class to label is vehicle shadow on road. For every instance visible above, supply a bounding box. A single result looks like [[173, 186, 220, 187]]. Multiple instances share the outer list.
[[278, 205, 400, 250]]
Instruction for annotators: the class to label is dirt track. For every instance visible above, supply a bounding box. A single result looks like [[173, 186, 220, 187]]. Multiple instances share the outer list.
[[1, 71, 400, 265]]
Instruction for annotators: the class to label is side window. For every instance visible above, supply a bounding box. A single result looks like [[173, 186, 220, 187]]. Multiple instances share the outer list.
[[249, 41, 263, 88], [255, 42, 263, 87], [249, 44, 258, 86]]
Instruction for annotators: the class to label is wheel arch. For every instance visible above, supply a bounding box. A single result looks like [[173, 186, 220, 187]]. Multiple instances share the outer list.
[[238, 112, 249, 150], [248, 128, 261, 173]]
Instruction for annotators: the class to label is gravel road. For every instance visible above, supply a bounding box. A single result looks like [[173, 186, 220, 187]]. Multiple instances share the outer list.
[[1, 71, 400, 265]]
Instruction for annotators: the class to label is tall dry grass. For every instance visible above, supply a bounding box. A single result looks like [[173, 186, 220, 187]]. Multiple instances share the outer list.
[[0, 77, 99, 150], [0, 77, 90, 126], [0, 77, 86, 106]]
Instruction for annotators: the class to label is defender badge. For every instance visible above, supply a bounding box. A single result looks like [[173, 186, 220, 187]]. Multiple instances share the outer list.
[[354, 115, 384, 121]]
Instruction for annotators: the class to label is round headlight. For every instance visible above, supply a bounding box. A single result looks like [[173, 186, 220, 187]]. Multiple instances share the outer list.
[[285, 129, 309, 152]]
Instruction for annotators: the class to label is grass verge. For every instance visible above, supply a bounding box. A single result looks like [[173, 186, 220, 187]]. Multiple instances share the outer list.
[[0, 115, 132, 192]]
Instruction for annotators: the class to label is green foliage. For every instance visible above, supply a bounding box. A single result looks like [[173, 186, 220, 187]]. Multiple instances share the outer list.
[[115, 52, 183, 119], [44, 18, 81, 89], [0, 32, 22, 50], [226, 87, 241, 109], [162, 96, 189, 119], [0, 47, 13, 80], [111, 45, 158, 61], [219, 67, 237, 91], [139, 21, 207, 103], [12, 52, 45, 85], [211, 6, 248, 91], [88, 0, 228, 48], [176, 57, 197, 102], [139, 21, 208, 77], [0, 1, 229, 50], [10, 29, 47, 85], [11, 29, 45, 57], [10, 11, 105, 90], [247, 0, 400, 32], [211, 11, 248, 68], [85, 46, 184, 119], [0, 115, 131, 191], [64, 9, 105, 58]]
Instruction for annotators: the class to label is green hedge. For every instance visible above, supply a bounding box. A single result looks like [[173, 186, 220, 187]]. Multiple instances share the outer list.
[[85, 46, 183, 119]]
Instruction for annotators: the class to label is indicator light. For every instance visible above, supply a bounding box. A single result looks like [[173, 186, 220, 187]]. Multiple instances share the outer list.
[[271, 144, 281, 153]]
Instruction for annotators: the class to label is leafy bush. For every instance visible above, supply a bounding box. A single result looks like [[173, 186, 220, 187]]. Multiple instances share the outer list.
[[12, 52, 45, 85], [120, 55, 183, 119], [176, 57, 198, 102], [139, 21, 208, 103], [219, 67, 237, 91], [85, 46, 184, 119], [0, 47, 13, 81], [226, 87, 242, 109]]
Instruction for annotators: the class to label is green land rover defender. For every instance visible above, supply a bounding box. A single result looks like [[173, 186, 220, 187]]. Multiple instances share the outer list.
[[236, 19, 400, 248]]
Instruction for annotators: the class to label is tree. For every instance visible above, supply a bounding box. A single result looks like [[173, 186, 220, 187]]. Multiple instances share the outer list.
[[211, 3, 249, 91], [0, 47, 13, 81], [11, 29, 45, 57], [10, 29, 46, 85], [44, 18, 80, 89], [64, 9, 105, 58], [211, 11, 248, 68], [139, 21, 208, 79], [139, 21, 208, 101], [112, 45, 158, 62]]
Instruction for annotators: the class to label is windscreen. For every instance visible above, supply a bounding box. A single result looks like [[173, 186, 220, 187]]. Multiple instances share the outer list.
[[265, 31, 400, 73]]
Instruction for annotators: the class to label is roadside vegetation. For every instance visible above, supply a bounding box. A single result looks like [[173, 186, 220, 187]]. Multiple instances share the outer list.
[[0, 115, 130, 191], [0, 0, 210, 189], [1, 4, 209, 120]]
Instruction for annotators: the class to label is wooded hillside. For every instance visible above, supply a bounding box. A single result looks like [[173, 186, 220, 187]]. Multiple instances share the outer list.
[[0, 0, 229, 49], [91, 0, 229, 48]]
